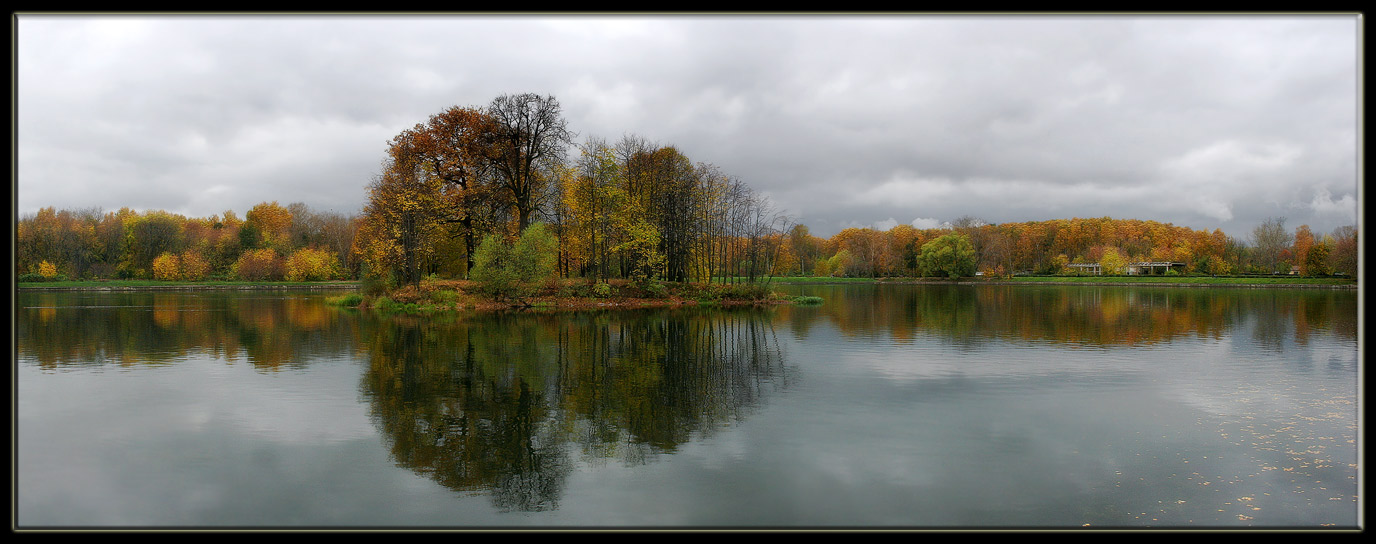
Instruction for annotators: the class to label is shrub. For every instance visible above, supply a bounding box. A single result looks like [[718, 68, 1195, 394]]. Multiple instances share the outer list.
[[232, 248, 284, 281], [388, 284, 425, 304], [180, 250, 211, 281], [360, 269, 393, 296], [792, 295, 824, 305], [326, 293, 364, 307], [152, 253, 182, 281], [38, 260, 58, 279], [371, 296, 397, 313], [470, 234, 519, 299], [718, 283, 769, 301], [430, 289, 459, 305], [470, 224, 561, 300], [639, 279, 667, 298], [510, 223, 559, 285]]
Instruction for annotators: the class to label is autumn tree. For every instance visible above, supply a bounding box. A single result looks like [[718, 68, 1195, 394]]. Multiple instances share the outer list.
[[245, 201, 294, 251], [1292, 224, 1315, 275], [403, 106, 502, 274], [1304, 241, 1333, 277], [179, 249, 211, 281], [951, 215, 989, 265], [788, 224, 822, 276], [126, 211, 186, 278], [1251, 217, 1292, 274], [832, 228, 889, 278], [285, 247, 342, 281], [38, 260, 58, 279], [355, 145, 452, 286], [1099, 246, 1129, 275], [979, 227, 1015, 278], [629, 145, 701, 283], [152, 252, 182, 281], [566, 137, 625, 283], [1328, 225, 1358, 277], [487, 93, 575, 231], [232, 248, 284, 281]]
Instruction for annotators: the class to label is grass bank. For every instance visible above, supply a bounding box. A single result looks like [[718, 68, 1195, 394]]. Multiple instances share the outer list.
[[1001, 276, 1355, 285]]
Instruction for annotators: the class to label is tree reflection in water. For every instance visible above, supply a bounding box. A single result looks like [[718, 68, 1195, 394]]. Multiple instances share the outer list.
[[17, 287, 1354, 515], [358, 306, 791, 512], [779, 284, 1357, 349]]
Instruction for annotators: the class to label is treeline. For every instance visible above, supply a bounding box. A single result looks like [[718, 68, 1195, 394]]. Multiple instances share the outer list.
[[14, 92, 1359, 284], [782, 215, 1358, 279], [15, 202, 360, 282], [14, 204, 1357, 283]]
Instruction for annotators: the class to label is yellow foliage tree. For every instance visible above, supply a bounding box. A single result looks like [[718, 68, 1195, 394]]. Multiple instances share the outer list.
[[1099, 246, 1128, 275], [38, 260, 58, 279], [152, 252, 182, 281], [285, 247, 341, 281], [245, 201, 294, 250]]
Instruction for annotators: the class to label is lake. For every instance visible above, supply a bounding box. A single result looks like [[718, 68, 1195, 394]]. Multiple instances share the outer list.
[[14, 284, 1360, 529]]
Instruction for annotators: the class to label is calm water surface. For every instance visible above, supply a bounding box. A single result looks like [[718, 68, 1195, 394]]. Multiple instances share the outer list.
[[15, 285, 1360, 528]]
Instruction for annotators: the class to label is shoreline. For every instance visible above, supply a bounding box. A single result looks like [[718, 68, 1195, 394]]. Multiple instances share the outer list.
[[768, 278, 1357, 290], [871, 280, 1357, 289], [16, 278, 1356, 292]]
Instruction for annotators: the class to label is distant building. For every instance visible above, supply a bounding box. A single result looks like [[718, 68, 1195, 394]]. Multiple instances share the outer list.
[[1126, 262, 1186, 275], [1066, 262, 1185, 275], [1067, 263, 1102, 275]]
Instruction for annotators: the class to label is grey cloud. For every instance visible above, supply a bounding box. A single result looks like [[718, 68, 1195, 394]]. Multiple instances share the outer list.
[[16, 14, 1359, 239]]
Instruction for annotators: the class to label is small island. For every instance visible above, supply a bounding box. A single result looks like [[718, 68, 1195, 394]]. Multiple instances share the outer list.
[[328, 277, 823, 314]]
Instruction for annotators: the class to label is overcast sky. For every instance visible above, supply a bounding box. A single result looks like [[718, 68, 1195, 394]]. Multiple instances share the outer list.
[[14, 13, 1361, 240]]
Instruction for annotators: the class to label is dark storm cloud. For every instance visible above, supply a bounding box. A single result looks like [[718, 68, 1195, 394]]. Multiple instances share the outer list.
[[16, 14, 1359, 239]]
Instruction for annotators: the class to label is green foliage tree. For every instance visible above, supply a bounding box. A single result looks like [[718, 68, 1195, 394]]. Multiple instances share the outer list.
[[470, 234, 515, 296], [510, 223, 559, 285], [813, 256, 833, 278], [615, 219, 665, 283], [918, 234, 976, 279], [470, 224, 561, 300], [126, 212, 186, 277], [826, 249, 853, 277]]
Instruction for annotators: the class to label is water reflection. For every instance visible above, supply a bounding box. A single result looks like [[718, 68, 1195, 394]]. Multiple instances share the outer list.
[[16, 291, 360, 370], [15, 286, 1356, 522], [779, 284, 1357, 349], [357, 307, 791, 511]]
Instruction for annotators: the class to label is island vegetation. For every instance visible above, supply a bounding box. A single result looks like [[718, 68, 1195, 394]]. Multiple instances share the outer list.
[[16, 93, 1358, 309]]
